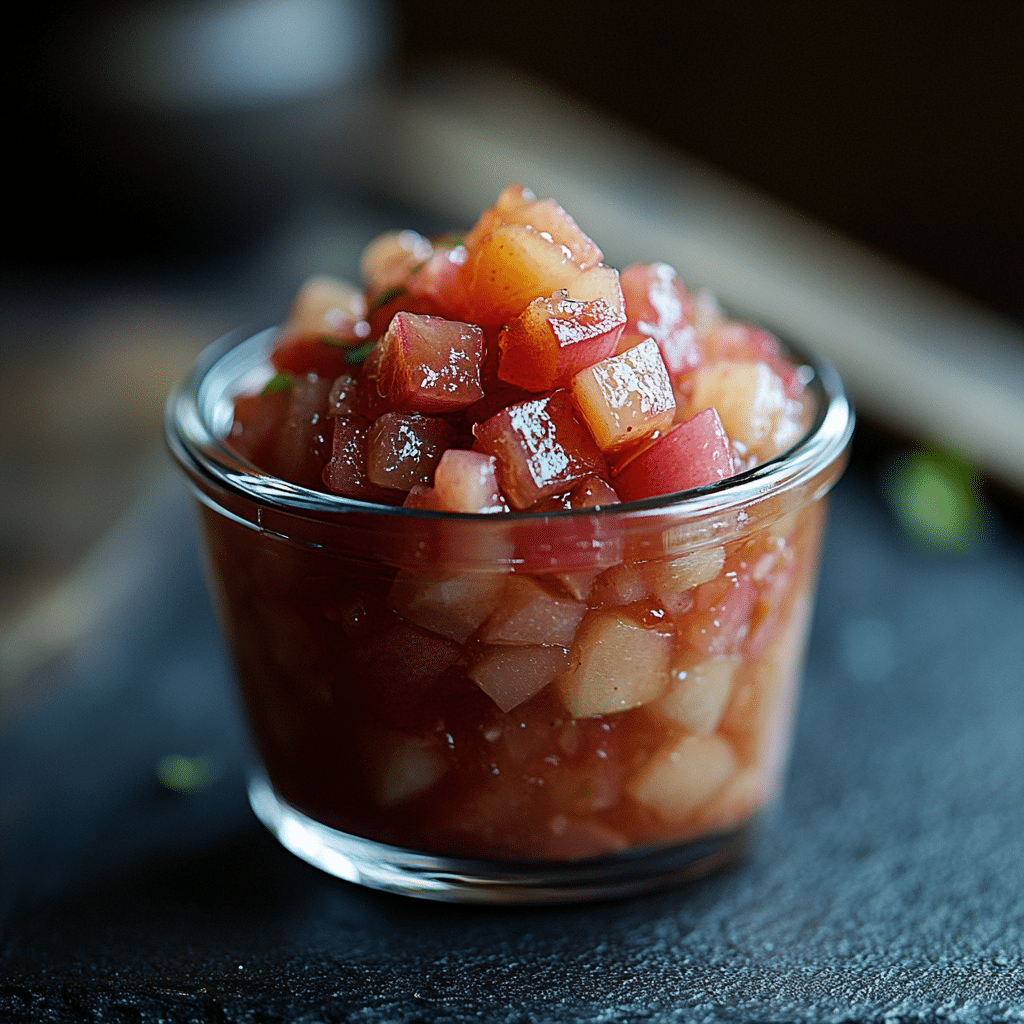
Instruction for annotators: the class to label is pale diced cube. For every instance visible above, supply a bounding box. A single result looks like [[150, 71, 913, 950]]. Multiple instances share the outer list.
[[388, 569, 507, 642], [556, 610, 672, 717], [571, 337, 676, 452], [626, 734, 737, 822], [687, 360, 801, 458], [378, 734, 448, 807], [652, 546, 725, 593], [650, 653, 741, 735], [480, 575, 587, 647], [433, 449, 506, 513], [470, 644, 572, 712], [285, 274, 368, 343]]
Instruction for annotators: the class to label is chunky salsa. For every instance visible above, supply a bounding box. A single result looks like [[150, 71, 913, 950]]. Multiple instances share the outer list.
[[216, 187, 824, 861]]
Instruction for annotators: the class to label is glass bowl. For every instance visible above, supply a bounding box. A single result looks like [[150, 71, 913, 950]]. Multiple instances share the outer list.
[[166, 325, 853, 902]]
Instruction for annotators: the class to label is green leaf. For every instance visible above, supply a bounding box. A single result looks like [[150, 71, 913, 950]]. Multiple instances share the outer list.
[[345, 340, 377, 365], [432, 233, 465, 249], [261, 372, 291, 396], [883, 448, 988, 552], [157, 754, 219, 793], [368, 285, 406, 315]]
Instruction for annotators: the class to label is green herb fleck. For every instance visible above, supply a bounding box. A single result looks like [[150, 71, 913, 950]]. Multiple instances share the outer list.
[[432, 233, 465, 249], [261, 373, 291, 396], [345, 340, 377, 365], [882, 448, 988, 552], [368, 285, 406, 315], [157, 754, 219, 793]]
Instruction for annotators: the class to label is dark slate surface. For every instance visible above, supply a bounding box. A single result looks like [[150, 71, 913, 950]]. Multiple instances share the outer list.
[[2, 453, 1023, 1023]]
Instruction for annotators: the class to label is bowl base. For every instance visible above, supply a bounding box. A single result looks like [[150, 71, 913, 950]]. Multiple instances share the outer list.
[[248, 772, 757, 903]]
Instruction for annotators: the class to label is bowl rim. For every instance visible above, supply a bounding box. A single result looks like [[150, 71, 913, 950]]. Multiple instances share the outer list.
[[166, 325, 855, 525]]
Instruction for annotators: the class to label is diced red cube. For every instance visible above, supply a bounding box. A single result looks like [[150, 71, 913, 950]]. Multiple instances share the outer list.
[[366, 412, 456, 492], [613, 407, 733, 501], [378, 312, 485, 413], [497, 291, 626, 392], [620, 262, 700, 378], [473, 391, 607, 510], [322, 416, 406, 504]]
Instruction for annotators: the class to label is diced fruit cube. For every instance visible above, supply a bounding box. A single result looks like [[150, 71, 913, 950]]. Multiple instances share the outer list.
[[464, 185, 603, 270], [625, 734, 737, 822], [651, 546, 725, 595], [613, 408, 733, 501], [432, 449, 506, 513], [322, 416, 405, 504], [594, 566, 660, 615], [497, 291, 626, 392], [230, 386, 289, 463], [699, 319, 781, 365], [570, 337, 676, 452], [284, 274, 370, 345], [402, 483, 441, 510], [514, 476, 624, 583], [683, 568, 757, 656], [360, 229, 433, 290], [686, 360, 800, 459], [403, 244, 471, 321], [321, 417, 404, 504], [650, 653, 741, 734], [326, 373, 360, 418], [480, 575, 587, 647], [459, 223, 584, 327], [270, 336, 351, 378], [620, 263, 699, 377], [567, 264, 625, 316], [588, 545, 724, 611], [556, 610, 672, 717], [529, 475, 624, 591], [388, 568, 508, 642], [377, 733, 448, 806], [353, 343, 392, 420], [473, 391, 606, 510], [378, 312, 485, 413], [325, 415, 409, 503], [462, 184, 531, 251], [469, 644, 572, 712], [365, 412, 455, 491], [273, 373, 333, 486]]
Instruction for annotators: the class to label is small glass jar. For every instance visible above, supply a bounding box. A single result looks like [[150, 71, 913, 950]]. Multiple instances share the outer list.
[[167, 326, 853, 903]]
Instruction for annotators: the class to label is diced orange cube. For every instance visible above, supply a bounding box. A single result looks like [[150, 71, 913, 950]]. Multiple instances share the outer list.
[[459, 223, 583, 327], [497, 291, 626, 392], [464, 185, 603, 271]]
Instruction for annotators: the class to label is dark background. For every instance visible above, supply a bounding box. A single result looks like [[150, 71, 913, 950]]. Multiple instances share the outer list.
[[6, 0, 1023, 317]]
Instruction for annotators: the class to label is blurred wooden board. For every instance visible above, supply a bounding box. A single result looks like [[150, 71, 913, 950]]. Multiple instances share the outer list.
[[369, 65, 1024, 489]]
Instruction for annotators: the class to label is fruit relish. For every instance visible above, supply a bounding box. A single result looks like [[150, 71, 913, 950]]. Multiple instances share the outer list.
[[168, 187, 853, 898]]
